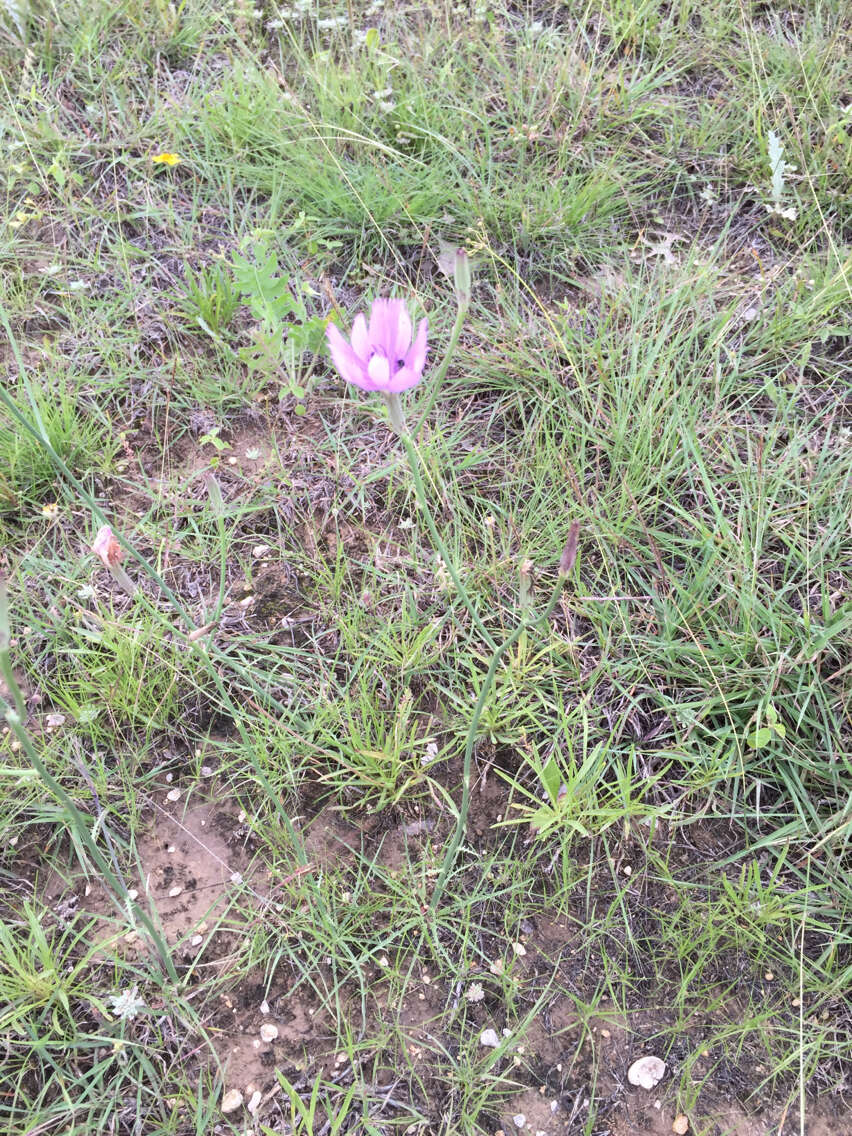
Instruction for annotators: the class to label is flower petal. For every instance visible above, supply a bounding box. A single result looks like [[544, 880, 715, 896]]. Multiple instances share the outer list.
[[350, 313, 370, 361], [327, 323, 370, 390], [368, 298, 395, 358], [392, 303, 412, 361], [367, 354, 391, 388], [385, 365, 422, 393], [404, 317, 428, 377]]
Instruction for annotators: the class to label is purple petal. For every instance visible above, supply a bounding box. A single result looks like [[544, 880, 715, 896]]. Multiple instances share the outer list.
[[327, 323, 370, 390], [368, 298, 410, 359], [367, 299, 393, 357], [393, 304, 412, 360], [385, 365, 422, 393], [350, 313, 370, 361], [404, 318, 428, 377]]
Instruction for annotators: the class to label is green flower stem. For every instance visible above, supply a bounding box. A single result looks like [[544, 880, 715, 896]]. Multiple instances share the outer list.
[[412, 301, 467, 438], [397, 427, 497, 652], [428, 569, 569, 914]]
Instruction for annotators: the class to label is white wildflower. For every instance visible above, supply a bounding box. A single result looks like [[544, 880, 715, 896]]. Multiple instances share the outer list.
[[108, 985, 145, 1021]]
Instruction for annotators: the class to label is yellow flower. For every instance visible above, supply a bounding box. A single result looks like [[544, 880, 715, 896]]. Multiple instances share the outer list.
[[41, 502, 60, 520], [151, 152, 182, 166]]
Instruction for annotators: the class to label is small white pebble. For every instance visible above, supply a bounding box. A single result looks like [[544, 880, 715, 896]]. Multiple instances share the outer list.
[[166, 788, 181, 802], [191, 934, 203, 947], [230, 872, 243, 884], [220, 1089, 243, 1114], [513, 1115, 526, 1129], [127, 889, 138, 900], [167, 844, 177, 854], [165, 772, 173, 783], [247, 1090, 262, 1115], [260, 1000, 270, 1015], [479, 1028, 500, 1048], [168, 886, 182, 898], [259, 1023, 278, 1043], [512, 942, 526, 957]]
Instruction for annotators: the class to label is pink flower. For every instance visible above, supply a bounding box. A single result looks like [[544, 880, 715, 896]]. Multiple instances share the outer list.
[[326, 298, 428, 393], [92, 525, 124, 569]]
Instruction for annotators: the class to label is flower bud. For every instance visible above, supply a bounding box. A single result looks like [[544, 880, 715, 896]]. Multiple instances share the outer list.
[[519, 558, 535, 611], [92, 525, 138, 597], [453, 248, 472, 309], [92, 525, 124, 570]]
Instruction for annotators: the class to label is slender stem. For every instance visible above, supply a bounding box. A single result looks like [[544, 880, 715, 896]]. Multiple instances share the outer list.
[[429, 570, 568, 913], [412, 302, 467, 438], [397, 429, 497, 652]]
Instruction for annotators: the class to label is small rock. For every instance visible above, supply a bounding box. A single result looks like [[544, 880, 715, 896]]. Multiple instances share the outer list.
[[513, 1115, 526, 1129], [166, 788, 181, 802], [190, 934, 203, 947], [511, 942, 527, 957], [480, 1028, 500, 1048], [672, 1117, 689, 1135], [220, 1088, 243, 1114], [168, 886, 182, 898], [247, 1090, 262, 1115], [627, 1055, 666, 1090], [260, 999, 270, 1015], [259, 1023, 278, 1043]]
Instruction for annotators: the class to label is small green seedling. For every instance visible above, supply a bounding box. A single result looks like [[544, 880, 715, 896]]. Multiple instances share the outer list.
[[747, 703, 787, 750]]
